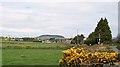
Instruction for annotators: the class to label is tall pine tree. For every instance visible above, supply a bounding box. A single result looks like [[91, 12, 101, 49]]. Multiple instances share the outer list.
[[85, 18, 112, 45]]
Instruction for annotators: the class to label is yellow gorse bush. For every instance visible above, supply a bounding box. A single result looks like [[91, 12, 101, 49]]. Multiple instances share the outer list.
[[59, 47, 119, 66]]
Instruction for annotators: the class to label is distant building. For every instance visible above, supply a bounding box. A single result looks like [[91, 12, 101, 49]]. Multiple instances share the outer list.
[[34, 38, 72, 44], [10, 38, 15, 41], [15, 38, 23, 41], [42, 39, 51, 43]]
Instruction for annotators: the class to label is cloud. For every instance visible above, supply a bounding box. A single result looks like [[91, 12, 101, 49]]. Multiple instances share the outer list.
[[2, 28, 37, 33], [0, 2, 118, 38], [0, 0, 119, 2]]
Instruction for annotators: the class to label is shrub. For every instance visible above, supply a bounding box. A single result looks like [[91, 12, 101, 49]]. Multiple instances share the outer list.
[[84, 39, 97, 45], [59, 48, 119, 67]]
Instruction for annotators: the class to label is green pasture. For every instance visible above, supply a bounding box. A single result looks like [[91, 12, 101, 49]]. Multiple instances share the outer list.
[[2, 49, 63, 65], [2, 41, 68, 65], [2, 41, 72, 49]]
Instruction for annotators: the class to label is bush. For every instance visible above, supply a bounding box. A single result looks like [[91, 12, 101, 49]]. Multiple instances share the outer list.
[[84, 39, 97, 45], [59, 48, 119, 67]]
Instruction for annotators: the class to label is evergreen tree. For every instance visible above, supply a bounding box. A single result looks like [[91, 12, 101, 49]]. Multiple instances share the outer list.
[[85, 18, 112, 45], [71, 34, 85, 45]]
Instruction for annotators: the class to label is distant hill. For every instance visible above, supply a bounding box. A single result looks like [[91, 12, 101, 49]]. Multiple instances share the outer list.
[[36, 35, 65, 40]]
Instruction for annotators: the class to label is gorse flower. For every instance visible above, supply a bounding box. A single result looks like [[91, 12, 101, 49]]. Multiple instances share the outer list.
[[59, 47, 119, 67]]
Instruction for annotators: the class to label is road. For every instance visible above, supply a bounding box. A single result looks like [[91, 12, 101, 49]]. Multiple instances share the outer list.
[[110, 46, 119, 52]]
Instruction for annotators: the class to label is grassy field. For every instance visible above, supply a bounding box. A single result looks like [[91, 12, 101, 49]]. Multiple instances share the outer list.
[[2, 41, 69, 65], [2, 49, 63, 65], [2, 41, 66, 48], [2, 41, 73, 49]]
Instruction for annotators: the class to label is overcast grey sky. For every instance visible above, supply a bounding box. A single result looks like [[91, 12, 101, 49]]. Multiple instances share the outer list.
[[0, 2, 118, 38]]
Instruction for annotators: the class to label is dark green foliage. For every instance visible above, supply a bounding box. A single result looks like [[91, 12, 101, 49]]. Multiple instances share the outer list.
[[84, 38, 97, 45], [49, 38, 56, 43], [22, 37, 34, 41], [85, 18, 112, 45], [71, 34, 85, 44]]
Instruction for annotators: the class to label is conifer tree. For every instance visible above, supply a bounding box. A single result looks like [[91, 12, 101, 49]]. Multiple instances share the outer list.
[[71, 34, 85, 44], [85, 18, 112, 45]]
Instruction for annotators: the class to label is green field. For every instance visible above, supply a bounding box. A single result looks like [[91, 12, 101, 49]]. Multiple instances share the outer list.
[[2, 42, 67, 48], [2, 41, 70, 65], [2, 49, 63, 65]]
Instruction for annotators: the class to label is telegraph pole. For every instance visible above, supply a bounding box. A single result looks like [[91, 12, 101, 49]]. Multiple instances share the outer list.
[[8, 35, 10, 42], [98, 29, 101, 45], [77, 29, 78, 35], [77, 29, 79, 45]]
